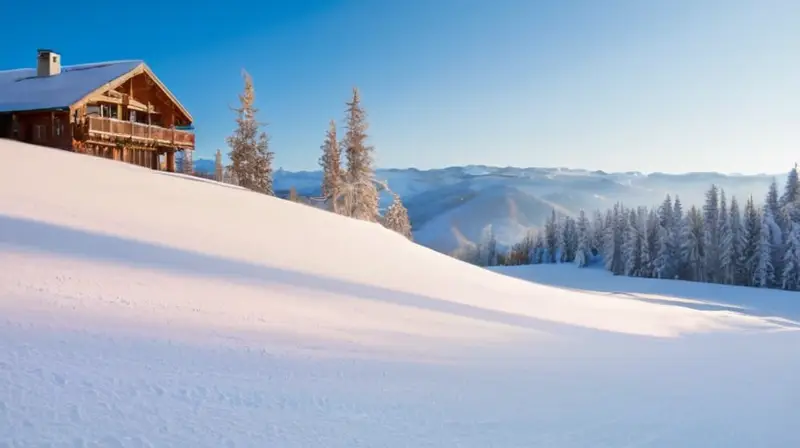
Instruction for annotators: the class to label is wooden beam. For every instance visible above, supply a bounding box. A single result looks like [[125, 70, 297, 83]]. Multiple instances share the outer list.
[[85, 95, 154, 112]]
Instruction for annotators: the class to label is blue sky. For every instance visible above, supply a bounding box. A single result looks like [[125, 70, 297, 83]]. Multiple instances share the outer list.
[[2, 0, 798, 174]]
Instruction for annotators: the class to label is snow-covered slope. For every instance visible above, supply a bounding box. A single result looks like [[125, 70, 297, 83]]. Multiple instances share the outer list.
[[2, 140, 799, 447]]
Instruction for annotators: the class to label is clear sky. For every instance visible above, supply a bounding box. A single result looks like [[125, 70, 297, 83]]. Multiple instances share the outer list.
[[2, 0, 798, 174]]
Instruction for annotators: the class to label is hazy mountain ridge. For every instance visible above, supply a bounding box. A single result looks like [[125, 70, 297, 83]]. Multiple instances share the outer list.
[[193, 160, 778, 253]]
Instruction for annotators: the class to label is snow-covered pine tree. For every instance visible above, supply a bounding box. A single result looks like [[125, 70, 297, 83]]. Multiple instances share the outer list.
[[560, 216, 578, 263], [575, 209, 592, 268], [729, 196, 747, 285], [718, 189, 735, 284], [671, 196, 688, 278], [544, 209, 559, 263], [591, 210, 605, 256], [742, 196, 762, 286], [604, 203, 626, 275], [654, 195, 675, 279], [673, 196, 684, 222], [226, 70, 274, 195], [763, 201, 783, 288], [622, 208, 643, 276], [681, 206, 705, 282], [318, 120, 343, 211], [763, 179, 785, 282], [383, 192, 413, 240], [533, 232, 545, 264], [766, 178, 783, 230], [780, 164, 800, 213], [753, 205, 776, 287], [556, 216, 567, 263], [340, 87, 379, 222], [702, 185, 720, 283], [642, 207, 660, 278], [781, 223, 800, 290]]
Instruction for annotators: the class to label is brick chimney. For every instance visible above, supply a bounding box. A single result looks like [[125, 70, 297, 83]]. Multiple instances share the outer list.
[[37, 49, 61, 77]]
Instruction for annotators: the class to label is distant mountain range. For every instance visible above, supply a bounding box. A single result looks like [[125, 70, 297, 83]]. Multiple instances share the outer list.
[[193, 160, 778, 254]]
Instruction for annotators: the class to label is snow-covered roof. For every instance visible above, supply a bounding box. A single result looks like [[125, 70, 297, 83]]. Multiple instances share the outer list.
[[0, 60, 143, 113]]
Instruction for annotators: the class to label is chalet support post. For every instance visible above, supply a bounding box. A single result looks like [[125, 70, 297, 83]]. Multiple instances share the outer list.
[[166, 150, 175, 172]]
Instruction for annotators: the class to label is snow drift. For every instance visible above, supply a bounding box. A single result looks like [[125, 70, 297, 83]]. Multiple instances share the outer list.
[[1, 140, 799, 447]]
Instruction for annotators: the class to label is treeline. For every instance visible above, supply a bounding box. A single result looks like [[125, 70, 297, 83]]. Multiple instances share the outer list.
[[465, 166, 800, 291], [220, 70, 412, 240]]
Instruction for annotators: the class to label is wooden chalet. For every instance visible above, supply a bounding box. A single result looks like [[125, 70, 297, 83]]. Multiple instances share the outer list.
[[0, 49, 194, 172]]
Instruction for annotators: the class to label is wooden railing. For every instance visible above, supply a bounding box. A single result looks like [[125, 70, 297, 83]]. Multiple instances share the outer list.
[[86, 116, 195, 148]]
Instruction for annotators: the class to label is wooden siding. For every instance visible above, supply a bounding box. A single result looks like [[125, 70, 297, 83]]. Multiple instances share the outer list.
[[2, 111, 72, 149]]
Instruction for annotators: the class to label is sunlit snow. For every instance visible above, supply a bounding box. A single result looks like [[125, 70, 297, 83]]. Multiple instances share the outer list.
[[1, 140, 798, 447]]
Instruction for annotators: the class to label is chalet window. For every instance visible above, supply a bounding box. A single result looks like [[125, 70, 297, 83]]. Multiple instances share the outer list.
[[86, 105, 100, 116], [53, 118, 63, 137], [34, 124, 46, 141], [100, 104, 118, 119]]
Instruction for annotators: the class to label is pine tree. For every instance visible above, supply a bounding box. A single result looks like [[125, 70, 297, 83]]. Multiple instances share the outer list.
[[340, 87, 379, 222], [781, 223, 800, 290], [742, 196, 762, 286], [753, 206, 775, 287], [763, 203, 783, 287], [681, 206, 705, 282], [766, 178, 782, 229], [544, 209, 559, 263], [642, 207, 660, 278], [226, 70, 274, 195], [702, 185, 720, 282], [604, 203, 626, 275], [672, 196, 688, 279], [319, 119, 343, 210], [654, 195, 675, 279], [591, 210, 605, 256], [575, 210, 592, 267], [533, 232, 545, 264], [780, 164, 800, 211], [729, 196, 747, 285], [382, 192, 413, 240], [559, 216, 578, 263], [622, 208, 643, 276], [719, 189, 735, 284]]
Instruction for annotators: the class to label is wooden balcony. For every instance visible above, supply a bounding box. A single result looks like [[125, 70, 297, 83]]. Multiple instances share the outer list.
[[86, 116, 195, 148]]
